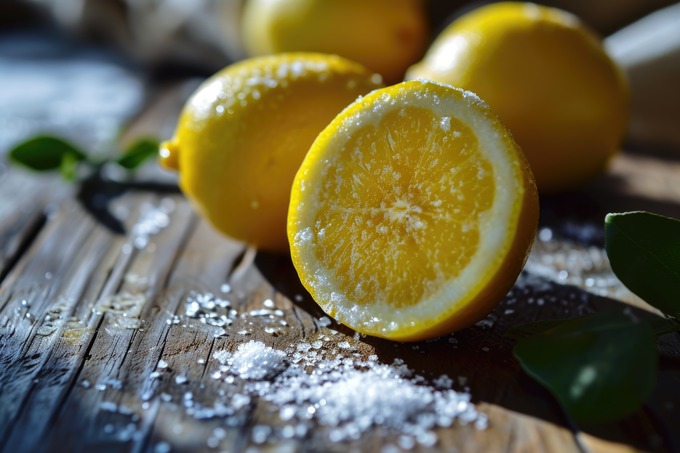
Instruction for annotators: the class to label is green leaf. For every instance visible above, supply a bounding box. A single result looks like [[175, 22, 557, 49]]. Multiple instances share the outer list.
[[59, 152, 80, 182], [514, 310, 657, 424], [605, 212, 680, 318], [116, 138, 160, 170], [9, 136, 87, 171]]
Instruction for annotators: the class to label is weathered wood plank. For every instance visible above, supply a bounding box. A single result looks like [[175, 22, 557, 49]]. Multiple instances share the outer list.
[[0, 172, 65, 284], [0, 217, 118, 448], [0, 193, 153, 451], [33, 195, 194, 452]]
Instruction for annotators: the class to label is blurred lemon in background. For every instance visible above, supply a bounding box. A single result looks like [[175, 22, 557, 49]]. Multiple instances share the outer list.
[[241, 0, 429, 84], [160, 53, 383, 251], [407, 2, 629, 193]]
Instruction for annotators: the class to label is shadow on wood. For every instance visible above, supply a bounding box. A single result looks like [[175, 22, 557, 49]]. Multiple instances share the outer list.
[[254, 235, 680, 453]]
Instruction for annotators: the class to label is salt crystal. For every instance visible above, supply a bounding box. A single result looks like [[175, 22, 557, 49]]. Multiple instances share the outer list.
[[433, 374, 453, 389], [154, 442, 171, 453], [381, 445, 401, 453], [538, 227, 553, 242], [249, 309, 274, 317], [175, 374, 188, 385], [229, 341, 287, 380], [475, 414, 489, 430], [398, 435, 416, 449], [99, 401, 118, 412], [157, 359, 168, 369], [213, 350, 230, 365], [281, 425, 296, 439], [252, 425, 271, 444], [440, 116, 451, 132], [318, 316, 332, 327]]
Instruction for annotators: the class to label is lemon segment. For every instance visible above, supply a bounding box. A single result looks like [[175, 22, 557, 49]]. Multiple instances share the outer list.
[[161, 53, 383, 251], [288, 80, 539, 341]]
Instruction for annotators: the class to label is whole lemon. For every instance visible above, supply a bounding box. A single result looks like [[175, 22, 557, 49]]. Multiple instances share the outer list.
[[406, 2, 629, 193], [160, 53, 383, 251], [241, 0, 428, 84]]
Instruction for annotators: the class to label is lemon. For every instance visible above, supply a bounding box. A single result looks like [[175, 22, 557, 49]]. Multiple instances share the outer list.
[[160, 53, 383, 251], [406, 2, 629, 193], [241, 0, 428, 84], [288, 80, 539, 341]]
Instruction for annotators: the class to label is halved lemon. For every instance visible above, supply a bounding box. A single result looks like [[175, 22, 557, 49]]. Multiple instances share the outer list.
[[288, 80, 539, 341]]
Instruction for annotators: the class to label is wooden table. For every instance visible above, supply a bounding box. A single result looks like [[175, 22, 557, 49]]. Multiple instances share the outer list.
[[1, 71, 680, 453]]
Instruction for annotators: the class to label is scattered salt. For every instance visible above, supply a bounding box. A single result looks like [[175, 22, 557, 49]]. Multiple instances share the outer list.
[[226, 341, 288, 380], [131, 199, 174, 249], [184, 292, 236, 330], [199, 340, 486, 447], [523, 231, 630, 300]]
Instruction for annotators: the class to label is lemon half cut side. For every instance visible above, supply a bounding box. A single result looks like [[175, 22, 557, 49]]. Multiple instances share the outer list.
[[288, 80, 539, 341]]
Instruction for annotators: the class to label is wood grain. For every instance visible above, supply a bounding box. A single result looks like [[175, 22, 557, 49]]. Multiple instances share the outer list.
[[0, 81, 679, 452]]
